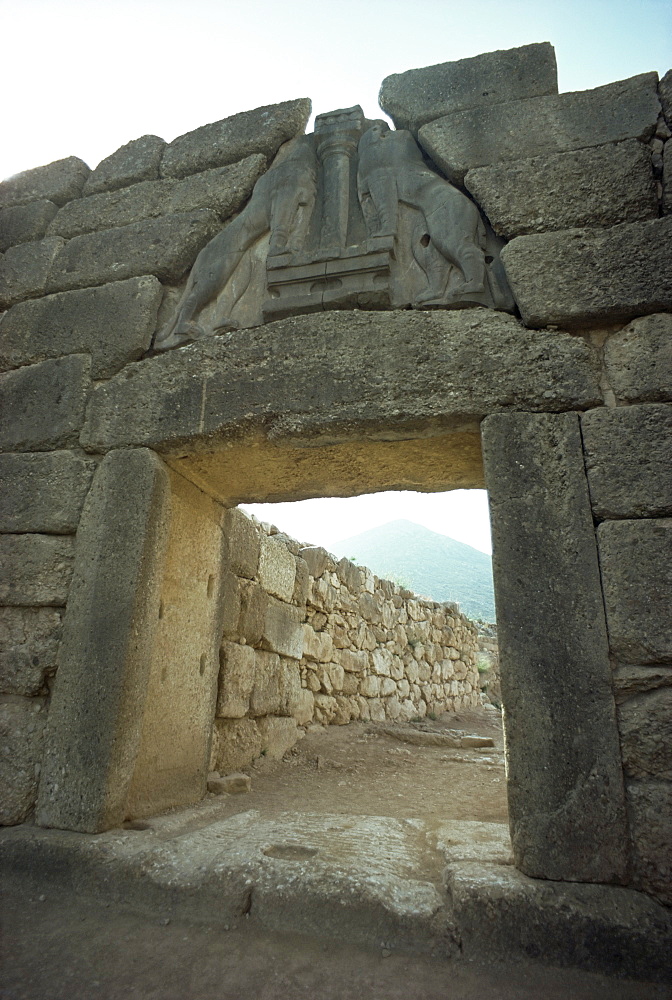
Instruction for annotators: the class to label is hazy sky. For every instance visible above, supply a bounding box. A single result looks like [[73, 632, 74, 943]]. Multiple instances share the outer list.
[[3, 0, 669, 553]]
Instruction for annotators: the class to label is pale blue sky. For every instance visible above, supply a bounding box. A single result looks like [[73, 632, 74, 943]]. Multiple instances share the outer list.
[[3, 0, 669, 553]]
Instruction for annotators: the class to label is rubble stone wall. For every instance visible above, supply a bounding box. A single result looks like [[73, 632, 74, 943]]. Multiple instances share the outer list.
[[211, 510, 480, 774]]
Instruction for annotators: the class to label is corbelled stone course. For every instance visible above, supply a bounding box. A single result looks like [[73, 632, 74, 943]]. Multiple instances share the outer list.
[[419, 73, 660, 183], [0, 237, 65, 309], [603, 313, 672, 403], [482, 411, 628, 883], [0, 607, 62, 696], [0, 534, 74, 606], [598, 519, 672, 663], [501, 216, 672, 328], [0, 276, 162, 378], [49, 155, 266, 239], [0, 200, 58, 253], [0, 156, 90, 209], [618, 689, 672, 780], [0, 452, 96, 533], [581, 404, 672, 519], [80, 310, 602, 453], [160, 99, 311, 179], [379, 43, 557, 135], [465, 140, 657, 238], [46, 210, 221, 294], [83, 135, 166, 196], [0, 354, 91, 452]]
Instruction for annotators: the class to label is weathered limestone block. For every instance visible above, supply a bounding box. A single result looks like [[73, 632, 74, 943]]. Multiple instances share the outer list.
[[256, 715, 299, 759], [261, 597, 304, 660], [224, 508, 260, 579], [501, 216, 672, 328], [446, 861, 672, 980], [0, 275, 162, 378], [660, 69, 672, 126], [0, 354, 90, 452], [0, 452, 95, 533], [50, 155, 266, 239], [581, 404, 672, 519], [258, 535, 296, 602], [0, 156, 90, 209], [482, 411, 628, 882], [465, 140, 657, 238], [46, 210, 221, 293], [293, 688, 314, 725], [160, 99, 311, 179], [302, 624, 333, 662], [663, 140, 672, 214], [598, 519, 672, 663], [612, 664, 672, 702], [237, 580, 267, 645], [0, 237, 64, 309], [216, 641, 255, 718], [83, 135, 166, 195], [419, 73, 660, 184], [279, 659, 304, 717], [81, 310, 602, 454], [603, 314, 672, 404], [292, 556, 310, 606], [379, 43, 557, 135], [371, 648, 392, 677], [0, 200, 58, 252], [211, 717, 262, 774], [220, 572, 242, 639], [0, 535, 74, 606], [0, 607, 62, 696], [249, 649, 282, 716], [37, 449, 171, 833], [336, 556, 361, 593], [627, 781, 672, 904], [360, 675, 380, 698], [0, 696, 48, 824], [337, 648, 368, 673], [618, 689, 672, 780], [298, 546, 331, 579]]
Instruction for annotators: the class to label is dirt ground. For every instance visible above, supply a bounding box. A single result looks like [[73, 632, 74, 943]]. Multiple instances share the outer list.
[[2, 708, 669, 1000]]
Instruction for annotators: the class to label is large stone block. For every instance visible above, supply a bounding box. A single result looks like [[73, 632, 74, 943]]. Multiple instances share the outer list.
[[660, 69, 672, 126], [0, 275, 162, 378], [618, 688, 672, 780], [0, 534, 74, 606], [46, 210, 221, 293], [216, 641, 255, 718], [211, 717, 261, 773], [627, 780, 672, 904], [501, 216, 672, 328], [598, 519, 672, 663], [83, 135, 166, 195], [419, 73, 660, 184], [224, 508, 260, 579], [603, 313, 672, 404], [0, 696, 48, 825], [482, 411, 628, 882], [581, 404, 672, 518], [0, 237, 64, 309], [165, 155, 266, 219], [249, 649, 282, 716], [258, 535, 296, 602], [299, 546, 331, 579], [237, 579, 268, 646], [160, 99, 311, 179], [0, 156, 90, 209], [0, 451, 95, 532], [36, 449, 171, 832], [261, 596, 304, 660], [379, 43, 557, 135], [0, 354, 90, 452], [0, 200, 58, 252], [446, 860, 672, 979], [81, 310, 602, 454], [612, 663, 672, 702], [256, 715, 299, 758], [0, 607, 62, 696], [465, 140, 657, 238]]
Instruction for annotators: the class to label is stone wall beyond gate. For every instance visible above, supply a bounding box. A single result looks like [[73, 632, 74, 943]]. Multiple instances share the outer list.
[[0, 43, 670, 908]]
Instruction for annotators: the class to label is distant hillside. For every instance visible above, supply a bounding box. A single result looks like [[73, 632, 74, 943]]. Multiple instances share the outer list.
[[330, 519, 495, 621]]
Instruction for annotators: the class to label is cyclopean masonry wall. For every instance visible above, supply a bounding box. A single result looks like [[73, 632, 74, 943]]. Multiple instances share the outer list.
[[0, 42, 670, 917], [208, 510, 479, 779]]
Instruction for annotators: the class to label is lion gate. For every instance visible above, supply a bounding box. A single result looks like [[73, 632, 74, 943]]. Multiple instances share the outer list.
[[1, 41, 670, 929]]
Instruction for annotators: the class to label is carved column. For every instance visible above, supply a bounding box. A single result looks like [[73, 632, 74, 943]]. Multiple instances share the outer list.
[[314, 107, 364, 250]]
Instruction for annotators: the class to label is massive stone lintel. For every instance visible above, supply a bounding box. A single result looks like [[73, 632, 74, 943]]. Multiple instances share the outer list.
[[481, 411, 628, 883]]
